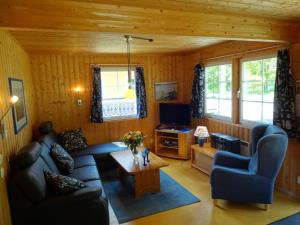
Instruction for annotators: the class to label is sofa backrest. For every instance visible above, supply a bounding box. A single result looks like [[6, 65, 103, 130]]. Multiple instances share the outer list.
[[248, 125, 288, 178], [40, 132, 59, 149], [40, 143, 60, 174], [14, 142, 50, 203]]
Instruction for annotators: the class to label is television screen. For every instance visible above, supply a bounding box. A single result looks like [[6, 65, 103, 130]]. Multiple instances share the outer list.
[[159, 103, 191, 126]]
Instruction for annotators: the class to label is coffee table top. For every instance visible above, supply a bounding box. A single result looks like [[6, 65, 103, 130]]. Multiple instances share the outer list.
[[110, 150, 169, 174]]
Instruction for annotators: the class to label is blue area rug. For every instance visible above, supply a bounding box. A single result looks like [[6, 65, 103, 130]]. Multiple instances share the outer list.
[[101, 170, 200, 223], [268, 212, 300, 225]]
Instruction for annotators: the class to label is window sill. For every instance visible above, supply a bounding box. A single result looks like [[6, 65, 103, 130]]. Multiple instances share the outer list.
[[204, 113, 232, 123], [240, 120, 272, 129], [103, 115, 140, 122]]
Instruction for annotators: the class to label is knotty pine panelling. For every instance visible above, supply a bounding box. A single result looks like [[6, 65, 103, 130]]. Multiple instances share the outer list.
[[0, 31, 36, 225], [181, 41, 300, 198], [30, 53, 184, 148]]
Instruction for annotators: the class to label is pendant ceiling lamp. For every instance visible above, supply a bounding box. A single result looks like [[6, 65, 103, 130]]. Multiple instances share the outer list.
[[124, 35, 153, 99]]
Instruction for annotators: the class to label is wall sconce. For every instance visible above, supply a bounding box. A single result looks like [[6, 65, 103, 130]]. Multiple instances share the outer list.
[[73, 86, 83, 106], [0, 95, 19, 139]]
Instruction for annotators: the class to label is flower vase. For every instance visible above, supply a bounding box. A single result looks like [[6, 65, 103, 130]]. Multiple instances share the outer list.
[[131, 146, 139, 165]]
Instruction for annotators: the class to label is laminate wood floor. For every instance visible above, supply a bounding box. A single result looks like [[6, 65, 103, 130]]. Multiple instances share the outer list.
[[109, 158, 300, 225]]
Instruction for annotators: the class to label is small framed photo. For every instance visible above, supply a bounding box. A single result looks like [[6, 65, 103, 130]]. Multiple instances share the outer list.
[[155, 82, 178, 101], [8, 78, 27, 134]]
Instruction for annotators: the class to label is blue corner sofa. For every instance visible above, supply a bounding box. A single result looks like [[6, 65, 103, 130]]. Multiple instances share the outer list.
[[9, 122, 127, 225], [210, 124, 288, 208]]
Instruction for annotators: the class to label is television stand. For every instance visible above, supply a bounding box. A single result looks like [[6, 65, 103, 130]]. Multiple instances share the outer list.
[[156, 124, 186, 131], [154, 129, 194, 160]]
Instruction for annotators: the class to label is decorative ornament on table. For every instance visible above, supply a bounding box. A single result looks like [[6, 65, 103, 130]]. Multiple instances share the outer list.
[[194, 126, 209, 147], [142, 151, 147, 167], [145, 148, 150, 163], [121, 131, 145, 165]]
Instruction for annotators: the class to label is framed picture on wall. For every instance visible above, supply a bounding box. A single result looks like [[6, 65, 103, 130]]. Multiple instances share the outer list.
[[155, 82, 178, 101], [8, 78, 27, 134]]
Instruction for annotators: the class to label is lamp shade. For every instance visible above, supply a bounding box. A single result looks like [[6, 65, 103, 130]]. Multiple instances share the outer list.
[[11, 95, 19, 104], [194, 126, 209, 138], [124, 88, 136, 99]]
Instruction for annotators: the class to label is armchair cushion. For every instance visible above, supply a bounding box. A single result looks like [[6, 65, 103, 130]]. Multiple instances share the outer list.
[[214, 151, 250, 169], [44, 171, 86, 195]]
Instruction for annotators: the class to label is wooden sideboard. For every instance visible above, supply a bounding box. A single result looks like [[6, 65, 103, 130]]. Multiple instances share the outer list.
[[191, 143, 217, 175]]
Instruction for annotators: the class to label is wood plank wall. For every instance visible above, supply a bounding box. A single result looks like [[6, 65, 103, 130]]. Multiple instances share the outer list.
[[181, 41, 300, 198], [30, 53, 184, 148], [0, 31, 35, 225]]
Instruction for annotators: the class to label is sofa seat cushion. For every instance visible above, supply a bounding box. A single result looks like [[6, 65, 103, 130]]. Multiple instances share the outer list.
[[74, 156, 96, 168], [69, 166, 100, 181], [85, 180, 106, 199], [70, 143, 127, 159]]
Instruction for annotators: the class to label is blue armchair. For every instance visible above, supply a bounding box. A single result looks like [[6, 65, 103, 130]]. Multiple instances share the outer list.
[[210, 124, 288, 209]]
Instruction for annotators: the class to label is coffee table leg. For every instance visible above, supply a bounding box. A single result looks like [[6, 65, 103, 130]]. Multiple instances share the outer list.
[[134, 169, 160, 198]]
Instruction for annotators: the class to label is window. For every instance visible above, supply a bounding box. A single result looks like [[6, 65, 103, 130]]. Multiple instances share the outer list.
[[240, 57, 277, 124], [101, 67, 137, 120], [205, 64, 232, 118]]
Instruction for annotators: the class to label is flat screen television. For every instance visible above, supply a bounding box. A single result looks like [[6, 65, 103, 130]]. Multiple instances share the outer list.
[[159, 103, 191, 126]]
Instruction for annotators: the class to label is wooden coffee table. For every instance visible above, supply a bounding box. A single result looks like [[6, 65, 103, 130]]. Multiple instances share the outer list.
[[110, 150, 169, 198]]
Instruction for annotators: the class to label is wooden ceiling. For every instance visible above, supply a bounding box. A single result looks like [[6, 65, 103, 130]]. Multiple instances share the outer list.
[[71, 0, 300, 21], [1, 0, 299, 54], [9, 31, 223, 54]]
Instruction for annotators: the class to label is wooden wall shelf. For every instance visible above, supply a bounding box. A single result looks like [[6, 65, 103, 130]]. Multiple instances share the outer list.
[[155, 129, 194, 160]]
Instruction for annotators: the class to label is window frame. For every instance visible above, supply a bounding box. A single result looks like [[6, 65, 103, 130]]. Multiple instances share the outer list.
[[100, 66, 138, 121], [204, 62, 233, 121], [239, 54, 277, 126]]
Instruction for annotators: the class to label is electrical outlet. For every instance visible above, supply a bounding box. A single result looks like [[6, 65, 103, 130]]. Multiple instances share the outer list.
[[77, 98, 83, 106], [297, 176, 300, 185]]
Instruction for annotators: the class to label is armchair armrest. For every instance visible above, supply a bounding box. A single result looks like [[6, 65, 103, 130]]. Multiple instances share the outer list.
[[214, 151, 251, 169]]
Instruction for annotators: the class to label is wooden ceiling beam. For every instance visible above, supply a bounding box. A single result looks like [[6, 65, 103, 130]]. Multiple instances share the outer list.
[[0, 0, 299, 43]]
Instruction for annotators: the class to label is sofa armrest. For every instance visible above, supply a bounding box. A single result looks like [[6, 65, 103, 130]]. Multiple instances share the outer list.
[[213, 151, 250, 169], [35, 186, 109, 225], [38, 186, 102, 209]]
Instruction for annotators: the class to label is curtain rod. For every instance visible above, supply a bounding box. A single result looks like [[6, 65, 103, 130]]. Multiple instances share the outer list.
[[89, 63, 144, 67], [199, 44, 290, 63]]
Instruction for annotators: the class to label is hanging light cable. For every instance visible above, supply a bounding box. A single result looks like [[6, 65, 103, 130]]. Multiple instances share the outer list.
[[125, 35, 132, 87]]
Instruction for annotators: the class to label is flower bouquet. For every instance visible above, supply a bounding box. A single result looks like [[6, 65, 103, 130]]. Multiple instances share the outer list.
[[121, 131, 145, 156]]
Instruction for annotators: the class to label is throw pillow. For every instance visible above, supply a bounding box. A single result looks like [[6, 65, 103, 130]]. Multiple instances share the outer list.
[[44, 170, 86, 195], [50, 143, 74, 174], [59, 128, 88, 152]]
